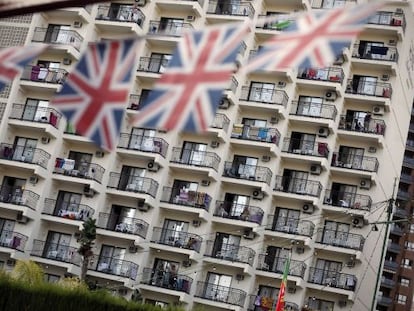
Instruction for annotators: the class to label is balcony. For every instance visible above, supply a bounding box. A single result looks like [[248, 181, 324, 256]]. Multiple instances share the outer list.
[[297, 67, 344, 84], [315, 229, 365, 251], [148, 20, 193, 37], [151, 227, 202, 252], [106, 172, 159, 198], [289, 101, 337, 121], [126, 94, 142, 111], [338, 115, 386, 136], [226, 76, 239, 95], [117, 133, 168, 158], [194, 281, 246, 307], [393, 207, 408, 218], [274, 176, 322, 198], [170, 148, 220, 172], [160, 187, 212, 217], [53, 159, 105, 183], [214, 201, 264, 225], [331, 152, 379, 173], [42, 198, 95, 221], [266, 215, 314, 237], [311, 0, 356, 9], [88, 255, 138, 280], [256, 14, 294, 33], [95, 4, 145, 30], [141, 268, 193, 294], [390, 224, 404, 236], [223, 162, 272, 185], [239, 86, 289, 110], [0, 230, 28, 252], [97, 212, 148, 238], [155, 0, 204, 17], [323, 190, 372, 211], [345, 79, 392, 99], [352, 43, 398, 63], [387, 242, 401, 253], [248, 295, 298, 311], [380, 276, 395, 288], [32, 27, 83, 52], [376, 295, 393, 307], [204, 240, 255, 266], [137, 56, 169, 74], [0, 188, 39, 211], [402, 157, 414, 169], [281, 139, 329, 158], [207, 1, 255, 19], [208, 113, 230, 140], [0, 143, 50, 170], [308, 267, 357, 291], [30, 240, 80, 265], [9, 103, 62, 132], [257, 254, 306, 278], [20, 65, 68, 89], [383, 260, 398, 271], [231, 124, 280, 147], [367, 11, 406, 35]]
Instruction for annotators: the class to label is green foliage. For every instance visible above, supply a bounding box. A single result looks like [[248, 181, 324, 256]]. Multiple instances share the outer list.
[[78, 217, 97, 256], [57, 277, 88, 292], [10, 260, 44, 286]]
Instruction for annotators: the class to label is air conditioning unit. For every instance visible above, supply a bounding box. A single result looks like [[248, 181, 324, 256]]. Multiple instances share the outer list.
[[63, 58, 72, 65], [346, 259, 355, 268], [310, 164, 322, 175], [129, 244, 138, 253], [389, 39, 397, 46], [396, 7, 404, 14], [135, 0, 147, 6], [381, 74, 390, 81], [73, 232, 81, 239], [16, 211, 28, 224], [147, 161, 160, 172], [6, 259, 15, 267], [95, 150, 104, 158], [338, 300, 347, 308], [192, 219, 201, 227], [118, 288, 128, 296], [262, 155, 271, 162], [219, 98, 230, 109], [41, 136, 50, 144], [287, 286, 296, 294], [211, 141, 220, 148], [236, 274, 245, 281], [352, 216, 367, 228], [270, 116, 278, 124], [182, 260, 192, 267], [324, 197, 332, 205], [302, 203, 314, 214], [324, 91, 337, 101], [73, 21, 82, 28], [368, 146, 377, 153], [29, 175, 38, 184], [277, 81, 286, 88], [318, 127, 329, 137], [186, 15, 195, 21], [243, 228, 255, 240], [83, 184, 95, 197], [252, 189, 264, 200], [296, 246, 305, 254], [138, 200, 149, 212], [360, 179, 372, 190], [201, 179, 210, 186], [372, 106, 384, 116]]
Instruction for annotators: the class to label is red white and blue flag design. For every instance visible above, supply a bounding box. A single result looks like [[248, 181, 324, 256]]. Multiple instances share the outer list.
[[245, 3, 383, 73], [51, 39, 140, 151], [0, 44, 46, 91], [131, 23, 249, 132]]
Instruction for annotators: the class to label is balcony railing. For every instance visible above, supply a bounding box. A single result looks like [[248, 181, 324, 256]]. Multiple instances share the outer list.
[[383, 260, 398, 271], [54, 159, 105, 183], [21, 65, 68, 84], [368, 11, 405, 32], [117, 133, 168, 158], [0, 187, 39, 210], [308, 267, 357, 291], [345, 78, 392, 98], [127, 93, 142, 110], [231, 124, 280, 146], [149, 20, 193, 36], [9, 103, 62, 128], [170, 148, 221, 171], [256, 14, 294, 31], [160, 187, 212, 211], [274, 176, 322, 197], [223, 162, 272, 185], [376, 295, 393, 307], [289, 101, 337, 120], [204, 240, 255, 265], [352, 43, 398, 62], [0, 143, 50, 169], [88, 255, 138, 280], [338, 115, 386, 135], [266, 215, 314, 237], [43, 198, 95, 221], [214, 201, 264, 224], [239, 86, 289, 107], [210, 113, 230, 132], [194, 281, 246, 307], [30, 240, 80, 265], [207, 1, 255, 18], [298, 67, 344, 83], [248, 295, 299, 311], [96, 4, 145, 26], [227, 76, 238, 94], [387, 242, 401, 253], [151, 227, 202, 252], [257, 254, 306, 278], [32, 27, 82, 50], [141, 267, 193, 293], [311, 0, 356, 9], [381, 277, 395, 288], [138, 56, 170, 73], [393, 207, 408, 218], [97, 212, 149, 238], [281, 139, 329, 158], [0, 230, 28, 251], [331, 152, 379, 172], [316, 229, 365, 251], [107, 172, 159, 198], [403, 157, 414, 169], [324, 190, 372, 211]]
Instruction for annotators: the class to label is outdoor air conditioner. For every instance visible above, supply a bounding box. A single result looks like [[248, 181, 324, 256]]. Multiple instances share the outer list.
[[389, 39, 397, 46], [211, 140, 220, 148], [270, 116, 279, 124], [318, 127, 329, 137], [192, 219, 201, 227], [73, 21, 82, 28], [372, 106, 385, 116], [381, 74, 390, 81], [118, 288, 128, 296], [138, 200, 150, 212], [63, 58, 72, 65], [6, 259, 15, 267], [287, 286, 296, 294], [147, 161, 160, 172], [95, 150, 104, 158], [129, 244, 138, 253], [310, 164, 322, 175], [360, 179, 372, 190], [302, 203, 314, 214], [262, 155, 271, 162], [296, 246, 305, 254], [368, 146, 377, 153], [277, 81, 286, 88], [135, 0, 147, 6], [182, 260, 192, 267], [41, 136, 50, 144], [396, 8, 404, 13], [219, 98, 230, 109], [324, 197, 332, 205], [186, 15, 195, 21], [83, 184, 95, 197], [201, 179, 210, 186], [236, 274, 245, 281], [29, 175, 38, 185], [252, 189, 264, 200], [338, 300, 347, 308], [16, 211, 28, 224], [352, 216, 367, 228], [243, 228, 255, 240], [324, 91, 337, 101]]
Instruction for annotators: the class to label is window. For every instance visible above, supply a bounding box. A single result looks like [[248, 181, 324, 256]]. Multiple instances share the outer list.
[[0, 217, 16, 246], [180, 141, 207, 165], [161, 219, 189, 247], [68, 151, 93, 176], [109, 204, 137, 232], [396, 294, 407, 304], [288, 132, 315, 154], [264, 246, 290, 273], [159, 17, 184, 36], [0, 176, 26, 204], [23, 98, 49, 122], [306, 297, 334, 311], [212, 233, 241, 260], [45, 24, 70, 44], [404, 241, 414, 250], [222, 193, 250, 218], [44, 231, 72, 260], [230, 155, 258, 179], [409, 224, 414, 233], [330, 182, 357, 207], [281, 169, 309, 194], [248, 82, 275, 103], [129, 128, 156, 151], [148, 53, 172, 73], [205, 272, 232, 302], [401, 258, 413, 269], [55, 191, 82, 218], [400, 277, 410, 287], [119, 165, 145, 191], [322, 221, 350, 247], [297, 96, 323, 117], [273, 207, 299, 233], [97, 245, 126, 274], [335, 146, 365, 169], [12, 136, 38, 163], [313, 259, 344, 287]]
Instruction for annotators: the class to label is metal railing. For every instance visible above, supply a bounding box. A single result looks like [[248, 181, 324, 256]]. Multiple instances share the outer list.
[[32, 27, 82, 50], [311, 0, 355, 9], [257, 254, 306, 278], [107, 172, 159, 198], [210, 113, 230, 132], [148, 20, 193, 36], [137, 56, 170, 73], [151, 227, 202, 252], [368, 11, 405, 32], [207, 1, 255, 18], [231, 124, 280, 146], [376, 295, 393, 307], [274, 176, 322, 197], [43, 198, 95, 221], [170, 148, 221, 171], [381, 277, 395, 288], [345, 78, 392, 98], [239, 86, 288, 107], [89, 254, 138, 280], [96, 4, 145, 26], [117, 133, 168, 158], [30, 240, 80, 265], [324, 189, 372, 211], [194, 281, 247, 306], [9, 103, 62, 128], [289, 101, 337, 120], [21, 65, 68, 84], [316, 229, 365, 251], [214, 201, 264, 224], [223, 161, 272, 185], [308, 267, 357, 291], [141, 268, 193, 293], [127, 93, 141, 110], [97, 212, 149, 238], [352, 43, 398, 62], [256, 14, 294, 31], [53, 159, 105, 183], [281, 138, 329, 158], [338, 115, 386, 135], [247, 295, 299, 311], [383, 260, 398, 271], [204, 240, 255, 265], [387, 242, 401, 253], [160, 186, 212, 211], [227, 76, 238, 94], [0, 143, 50, 168], [331, 152, 379, 172], [0, 187, 39, 210], [266, 215, 314, 237], [0, 230, 27, 251], [297, 67, 344, 83]]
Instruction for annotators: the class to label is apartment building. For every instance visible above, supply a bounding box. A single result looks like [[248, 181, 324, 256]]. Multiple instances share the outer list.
[[0, 0, 413, 310]]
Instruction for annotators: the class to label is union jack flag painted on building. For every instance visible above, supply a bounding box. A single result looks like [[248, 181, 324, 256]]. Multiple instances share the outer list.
[[51, 39, 140, 151], [245, 3, 383, 73], [131, 23, 249, 132], [0, 44, 46, 91]]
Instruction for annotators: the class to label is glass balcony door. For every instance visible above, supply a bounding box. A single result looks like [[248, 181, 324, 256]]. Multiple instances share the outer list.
[[0, 218, 15, 246], [248, 82, 275, 103], [223, 193, 250, 218], [274, 207, 300, 232], [331, 183, 357, 207], [181, 141, 207, 166], [233, 155, 258, 178], [297, 96, 323, 117], [97, 245, 126, 274], [119, 166, 145, 191], [213, 233, 241, 260], [0, 176, 26, 203], [161, 219, 189, 247], [265, 246, 290, 272], [338, 146, 364, 169], [313, 259, 343, 284], [12, 137, 37, 163], [282, 169, 309, 193], [55, 191, 81, 216], [44, 231, 71, 259], [23, 98, 50, 122], [129, 128, 156, 151], [205, 272, 232, 302], [289, 132, 315, 154], [322, 221, 350, 245]]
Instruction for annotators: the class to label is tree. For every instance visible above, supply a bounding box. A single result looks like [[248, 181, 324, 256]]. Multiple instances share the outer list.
[[77, 217, 97, 281], [11, 260, 44, 286]]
